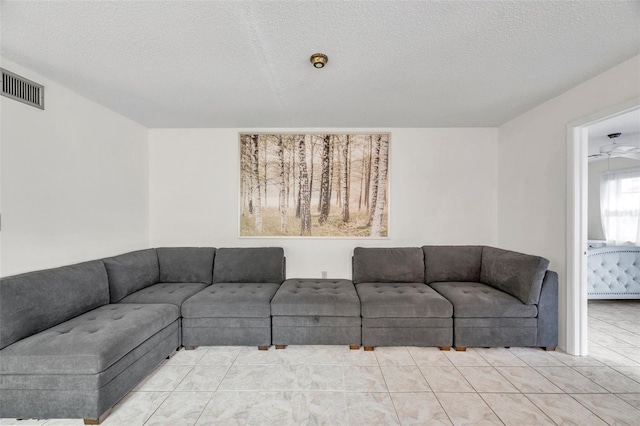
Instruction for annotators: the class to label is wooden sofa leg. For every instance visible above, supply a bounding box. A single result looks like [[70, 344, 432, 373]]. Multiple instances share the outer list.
[[454, 347, 467, 352], [275, 345, 286, 350], [363, 346, 375, 351], [349, 345, 360, 350], [258, 346, 269, 351], [84, 408, 112, 425], [544, 346, 556, 351], [438, 346, 451, 351], [184, 346, 196, 351]]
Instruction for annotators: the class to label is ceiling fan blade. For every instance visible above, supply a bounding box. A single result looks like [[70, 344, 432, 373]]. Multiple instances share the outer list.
[[619, 152, 640, 160]]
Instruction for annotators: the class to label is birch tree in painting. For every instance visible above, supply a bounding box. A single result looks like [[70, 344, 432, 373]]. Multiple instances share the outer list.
[[371, 135, 388, 237], [368, 135, 381, 226], [298, 135, 311, 236], [341, 135, 350, 222], [262, 137, 268, 208], [318, 135, 331, 224], [240, 136, 248, 217], [364, 135, 372, 210], [251, 134, 262, 232], [243, 136, 255, 216], [278, 135, 287, 231], [334, 139, 342, 207]]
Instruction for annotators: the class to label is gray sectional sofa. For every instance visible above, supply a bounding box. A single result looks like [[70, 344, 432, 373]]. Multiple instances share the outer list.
[[0, 246, 284, 424], [0, 244, 557, 423], [353, 245, 558, 351]]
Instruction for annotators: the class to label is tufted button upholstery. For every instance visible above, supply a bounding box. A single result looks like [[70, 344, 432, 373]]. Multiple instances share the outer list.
[[356, 282, 453, 318], [181, 282, 280, 319], [270, 279, 362, 347], [0, 303, 178, 375], [587, 248, 640, 296], [429, 281, 537, 318], [117, 282, 209, 315], [271, 279, 360, 317]]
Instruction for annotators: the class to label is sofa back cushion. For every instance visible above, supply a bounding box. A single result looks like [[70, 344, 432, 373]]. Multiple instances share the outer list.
[[352, 247, 424, 284], [157, 247, 216, 284], [213, 247, 285, 283], [480, 246, 550, 305], [0, 260, 110, 350], [104, 249, 160, 302], [423, 245, 483, 284]]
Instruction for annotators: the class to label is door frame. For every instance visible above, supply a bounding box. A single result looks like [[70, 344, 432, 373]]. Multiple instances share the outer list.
[[566, 97, 640, 356]]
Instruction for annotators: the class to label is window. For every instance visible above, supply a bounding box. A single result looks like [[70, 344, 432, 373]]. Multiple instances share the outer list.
[[601, 167, 640, 245]]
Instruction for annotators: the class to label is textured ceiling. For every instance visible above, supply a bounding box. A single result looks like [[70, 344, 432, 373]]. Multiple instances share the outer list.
[[1, 1, 639, 128]]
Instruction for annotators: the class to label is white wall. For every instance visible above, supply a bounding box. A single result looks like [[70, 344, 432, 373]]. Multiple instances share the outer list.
[[588, 157, 639, 241], [150, 128, 498, 278], [0, 59, 149, 276], [497, 54, 640, 351]]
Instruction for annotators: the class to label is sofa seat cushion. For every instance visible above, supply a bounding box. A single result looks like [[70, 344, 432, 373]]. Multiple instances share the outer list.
[[0, 303, 179, 375], [118, 282, 209, 312], [271, 279, 360, 317], [181, 283, 280, 318], [429, 282, 538, 318], [355, 282, 453, 318]]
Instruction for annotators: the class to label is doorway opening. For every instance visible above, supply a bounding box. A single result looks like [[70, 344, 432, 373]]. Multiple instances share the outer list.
[[567, 98, 640, 356]]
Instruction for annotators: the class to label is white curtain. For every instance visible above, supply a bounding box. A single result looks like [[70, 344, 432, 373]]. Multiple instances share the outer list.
[[600, 167, 640, 246]]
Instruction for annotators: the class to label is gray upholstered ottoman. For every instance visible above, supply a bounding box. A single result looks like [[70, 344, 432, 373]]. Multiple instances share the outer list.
[[270, 279, 361, 348]]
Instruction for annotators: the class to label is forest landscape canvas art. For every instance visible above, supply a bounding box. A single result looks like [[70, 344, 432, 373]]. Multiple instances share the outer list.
[[239, 133, 390, 238]]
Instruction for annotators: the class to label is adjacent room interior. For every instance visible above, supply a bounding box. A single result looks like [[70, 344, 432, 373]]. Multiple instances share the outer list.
[[585, 108, 640, 360]]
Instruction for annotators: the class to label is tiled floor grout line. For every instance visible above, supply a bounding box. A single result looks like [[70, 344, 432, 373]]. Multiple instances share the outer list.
[[187, 354, 238, 426], [140, 353, 200, 426], [566, 392, 619, 426], [456, 361, 510, 426], [402, 348, 454, 425], [520, 393, 554, 425]]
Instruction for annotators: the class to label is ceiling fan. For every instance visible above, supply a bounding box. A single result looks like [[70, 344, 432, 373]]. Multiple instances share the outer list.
[[588, 132, 640, 161]]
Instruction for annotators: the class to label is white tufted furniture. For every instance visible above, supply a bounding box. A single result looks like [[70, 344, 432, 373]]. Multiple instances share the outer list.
[[587, 246, 640, 299]]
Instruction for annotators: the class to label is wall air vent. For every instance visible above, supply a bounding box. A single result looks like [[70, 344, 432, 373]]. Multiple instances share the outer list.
[[1, 68, 44, 110]]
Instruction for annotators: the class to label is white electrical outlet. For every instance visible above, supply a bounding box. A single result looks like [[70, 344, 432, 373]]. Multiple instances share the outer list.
[[321, 271, 328, 279]]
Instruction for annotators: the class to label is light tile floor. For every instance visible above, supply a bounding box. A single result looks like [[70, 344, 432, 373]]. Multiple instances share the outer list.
[[2, 300, 639, 425]]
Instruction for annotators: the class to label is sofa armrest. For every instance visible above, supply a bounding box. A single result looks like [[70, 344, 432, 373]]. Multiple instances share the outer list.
[[536, 270, 558, 348]]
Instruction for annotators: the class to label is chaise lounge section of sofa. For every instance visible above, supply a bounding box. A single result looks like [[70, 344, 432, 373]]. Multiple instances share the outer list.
[[0, 260, 180, 424]]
